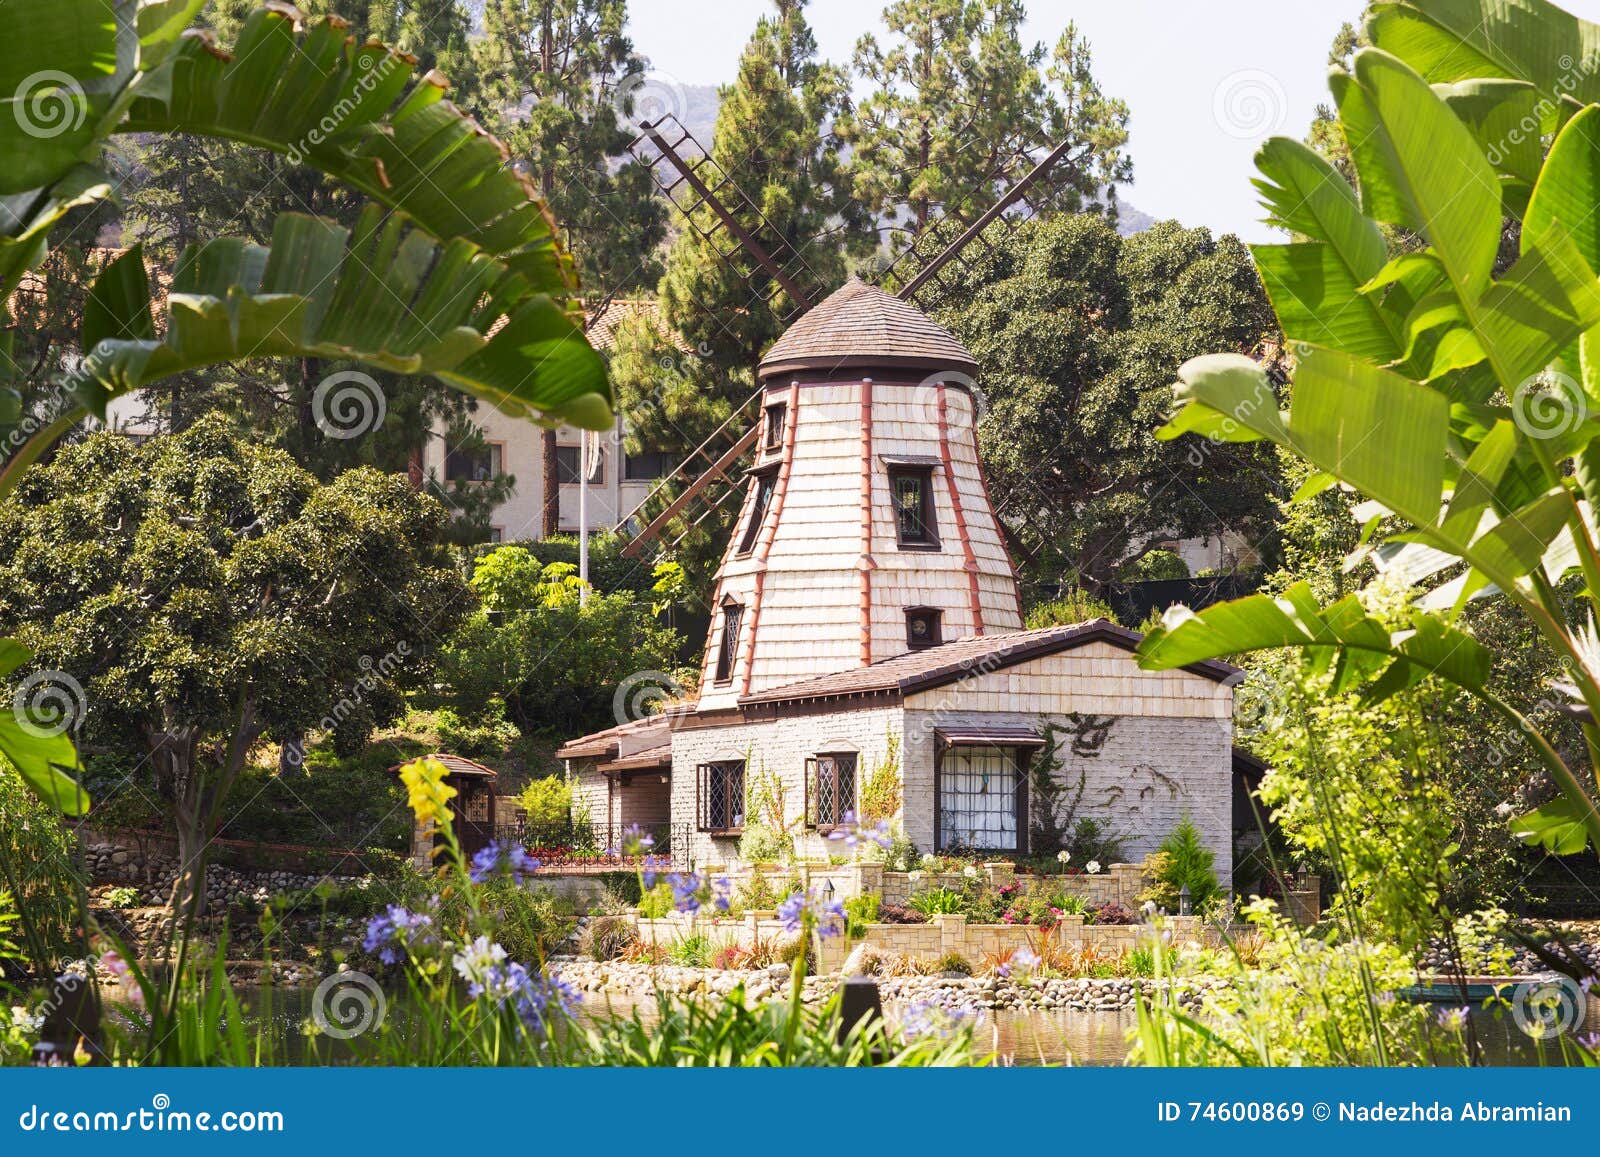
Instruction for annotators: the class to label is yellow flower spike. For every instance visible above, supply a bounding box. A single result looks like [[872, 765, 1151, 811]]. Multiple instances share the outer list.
[[398, 757, 456, 827]]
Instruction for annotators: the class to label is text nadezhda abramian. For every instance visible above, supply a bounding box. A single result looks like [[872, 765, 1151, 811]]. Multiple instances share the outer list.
[[1340, 1102, 1571, 1123]]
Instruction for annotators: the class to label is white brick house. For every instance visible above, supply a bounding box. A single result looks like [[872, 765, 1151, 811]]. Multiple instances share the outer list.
[[558, 280, 1240, 881]]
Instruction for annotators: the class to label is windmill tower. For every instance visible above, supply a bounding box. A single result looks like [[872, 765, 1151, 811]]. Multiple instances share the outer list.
[[694, 278, 1023, 711]]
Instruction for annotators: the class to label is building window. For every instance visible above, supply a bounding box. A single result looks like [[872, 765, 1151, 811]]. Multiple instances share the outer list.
[[888, 466, 938, 548], [806, 753, 857, 830], [444, 443, 503, 482], [905, 607, 942, 650], [713, 602, 743, 683], [624, 450, 670, 480], [556, 444, 605, 485], [764, 402, 787, 451], [487, 526, 504, 544], [936, 744, 1026, 853], [696, 760, 746, 833], [736, 472, 776, 555]]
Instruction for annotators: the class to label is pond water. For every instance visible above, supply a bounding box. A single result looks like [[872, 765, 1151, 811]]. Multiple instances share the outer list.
[[203, 986, 1553, 1067]]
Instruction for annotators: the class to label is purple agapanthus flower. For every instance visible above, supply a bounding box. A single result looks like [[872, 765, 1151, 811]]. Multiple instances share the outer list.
[[619, 823, 656, 857], [669, 872, 703, 914], [825, 811, 894, 851], [713, 876, 733, 912], [640, 854, 669, 890], [778, 888, 846, 938], [470, 840, 541, 884], [1436, 1005, 1470, 1031], [475, 961, 581, 1035], [363, 904, 435, 965], [901, 1000, 974, 1041]]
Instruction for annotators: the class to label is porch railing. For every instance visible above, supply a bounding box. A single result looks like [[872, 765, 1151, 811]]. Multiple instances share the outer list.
[[492, 821, 690, 870]]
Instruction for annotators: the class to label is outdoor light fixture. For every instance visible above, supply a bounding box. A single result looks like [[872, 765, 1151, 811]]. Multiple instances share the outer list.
[[1178, 884, 1192, 916], [823, 879, 836, 901]]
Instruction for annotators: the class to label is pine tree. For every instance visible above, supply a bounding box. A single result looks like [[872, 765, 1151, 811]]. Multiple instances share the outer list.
[[842, 2, 1130, 245], [655, 0, 863, 373], [476, 0, 669, 535]]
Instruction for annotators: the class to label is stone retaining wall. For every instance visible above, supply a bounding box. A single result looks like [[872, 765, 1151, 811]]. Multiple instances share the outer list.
[[700, 859, 1148, 908], [630, 909, 1212, 970]]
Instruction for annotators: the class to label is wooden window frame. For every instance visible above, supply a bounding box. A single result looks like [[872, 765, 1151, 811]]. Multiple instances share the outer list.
[[888, 465, 939, 550], [713, 600, 743, 685], [803, 752, 859, 831], [695, 760, 746, 834], [556, 443, 605, 486], [444, 441, 504, 483], [623, 449, 669, 481], [736, 469, 777, 557], [933, 743, 1029, 854], [764, 402, 787, 451], [904, 605, 943, 650]]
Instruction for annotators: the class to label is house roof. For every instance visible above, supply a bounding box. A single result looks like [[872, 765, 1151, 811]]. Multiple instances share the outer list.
[[584, 297, 690, 354], [554, 710, 693, 761], [737, 619, 1240, 708], [598, 741, 673, 773], [387, 753, 499, 780], [758, 277, 978, 381]]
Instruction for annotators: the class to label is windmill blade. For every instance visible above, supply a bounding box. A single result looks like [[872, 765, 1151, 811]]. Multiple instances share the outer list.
[[877, 136, 1082, 314], [628, 115, 824, 323], [620, 422, 760, 559]]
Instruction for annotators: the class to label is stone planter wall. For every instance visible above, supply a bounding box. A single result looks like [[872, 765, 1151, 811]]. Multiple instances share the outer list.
[[700, 859, 1150, 909], [628, 908, 1210, 970]]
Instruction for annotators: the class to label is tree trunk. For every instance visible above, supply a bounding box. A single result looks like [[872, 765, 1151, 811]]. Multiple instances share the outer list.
[[278, 729, 305, 777], [541, 427, 560, 537]]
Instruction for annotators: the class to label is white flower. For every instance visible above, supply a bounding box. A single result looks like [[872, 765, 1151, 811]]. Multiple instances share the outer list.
[[451, 936, 507, 987], [920, 853, 938, 869], [1056, 850, 1070, 864], [962, 864, 979, 879], [9, 1005, 43, 1034], [1086, 860, 1102, 874]]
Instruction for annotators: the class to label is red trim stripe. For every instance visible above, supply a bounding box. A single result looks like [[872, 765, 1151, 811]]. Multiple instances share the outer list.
[[938, 384, 985, 634]]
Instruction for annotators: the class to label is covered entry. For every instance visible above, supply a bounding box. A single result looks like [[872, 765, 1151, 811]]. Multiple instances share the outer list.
[[933, 726, 1045, 853]]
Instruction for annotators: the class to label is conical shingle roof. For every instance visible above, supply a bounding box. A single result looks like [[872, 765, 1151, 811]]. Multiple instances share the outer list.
[[757, 277, 977, 380]]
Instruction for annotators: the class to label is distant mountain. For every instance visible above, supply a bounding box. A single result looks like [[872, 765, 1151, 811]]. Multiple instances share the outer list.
[[1112, 201, 1156, 236]]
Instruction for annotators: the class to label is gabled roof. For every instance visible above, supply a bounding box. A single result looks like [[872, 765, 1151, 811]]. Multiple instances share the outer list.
[[758, 277, 978, 380], [554, 710, 693, 761], [387, 753, 498, 779], [736, 619, 1239, 708]]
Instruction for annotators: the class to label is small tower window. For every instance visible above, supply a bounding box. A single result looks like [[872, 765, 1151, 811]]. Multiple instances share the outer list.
[[905, 607, 942, 650], [714, 601, 744, 683], [764, 402, 787, 451], [888, 466, 938, 549], [737, 471, 777, 555]]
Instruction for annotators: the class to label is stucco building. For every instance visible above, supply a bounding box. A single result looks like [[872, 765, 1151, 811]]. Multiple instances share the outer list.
[[561, 279, 1240, 878]]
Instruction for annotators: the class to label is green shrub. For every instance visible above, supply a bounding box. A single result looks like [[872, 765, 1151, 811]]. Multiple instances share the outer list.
[[434, 707, 521, 760], [1119, 549, 1190, 582], [737, 823, 788, 864], [843, 892, 880, 939], [1138, 817, 1221, 913], [636, 882, 675, 919], [908, 887, 966, 916], [934, 951, 973, 976], [1025, 589, 1117, 628], [667, 933, 715, 968], [516, 776, 573, 827], [104, 887, 141, 909], [736, 873, 784, 912], [0, 766, 84, 977], [581, 915, 637, 962]]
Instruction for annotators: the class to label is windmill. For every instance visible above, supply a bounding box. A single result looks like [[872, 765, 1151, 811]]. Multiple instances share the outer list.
[[619, 112, 1088, 560]]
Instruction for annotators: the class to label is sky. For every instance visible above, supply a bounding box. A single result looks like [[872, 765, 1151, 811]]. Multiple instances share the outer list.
[[628, 0, 1600, 243]]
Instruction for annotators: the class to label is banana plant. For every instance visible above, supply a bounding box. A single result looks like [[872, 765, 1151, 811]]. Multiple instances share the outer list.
[[1136, 0, 1600, 856], [0, 1, 615, 813]]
